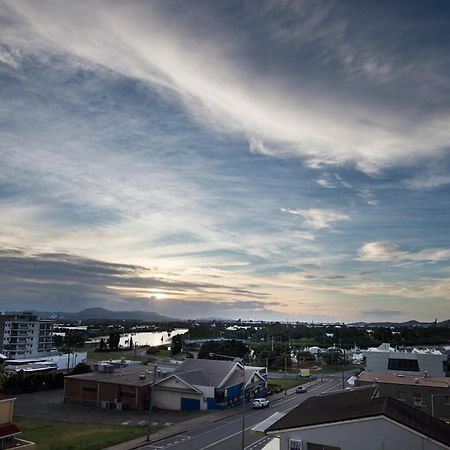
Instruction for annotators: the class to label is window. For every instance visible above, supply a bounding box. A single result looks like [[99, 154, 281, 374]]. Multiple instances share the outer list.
[[398, 391, 407, 401], [82, 385, 98, 393], [413, 392, 423, 406], [388, 358, 419, 372], [120, 388, 136, 399], [307, 443, 341, 450]]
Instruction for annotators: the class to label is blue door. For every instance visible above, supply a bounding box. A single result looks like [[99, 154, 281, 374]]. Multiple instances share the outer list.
[[181, 397, 200, 411]]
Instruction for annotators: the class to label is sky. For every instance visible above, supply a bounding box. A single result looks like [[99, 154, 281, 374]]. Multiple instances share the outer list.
[[1, 0, 450, 322]]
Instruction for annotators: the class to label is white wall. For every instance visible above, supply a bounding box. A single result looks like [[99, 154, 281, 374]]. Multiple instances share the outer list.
[[45, 352, 87, 370], [152, 378, 215, 411], [365, 351, 446, 377], [277, 417, 447, 450]]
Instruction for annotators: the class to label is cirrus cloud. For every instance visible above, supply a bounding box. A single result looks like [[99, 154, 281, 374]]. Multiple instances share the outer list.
[[358, 241, 450, 263], [281, 208, 350, 229]]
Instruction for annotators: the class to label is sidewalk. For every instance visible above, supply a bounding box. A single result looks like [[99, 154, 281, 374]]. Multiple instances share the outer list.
[[103, 378, 323, 450]]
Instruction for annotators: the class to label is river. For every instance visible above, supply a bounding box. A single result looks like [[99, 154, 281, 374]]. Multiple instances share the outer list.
[[119, 328, 188, 348]]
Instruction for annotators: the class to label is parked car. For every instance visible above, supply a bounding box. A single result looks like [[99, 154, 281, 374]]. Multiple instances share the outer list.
[[252, 398, 269, 409], [296, 386, 307, 393]]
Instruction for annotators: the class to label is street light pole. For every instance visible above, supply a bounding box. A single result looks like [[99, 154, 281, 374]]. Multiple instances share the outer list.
[[146, 363, 157, 442], [241, 366, 245, 450]]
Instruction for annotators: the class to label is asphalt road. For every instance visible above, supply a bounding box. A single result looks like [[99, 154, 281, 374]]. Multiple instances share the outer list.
[[140, 375, 347, 450]]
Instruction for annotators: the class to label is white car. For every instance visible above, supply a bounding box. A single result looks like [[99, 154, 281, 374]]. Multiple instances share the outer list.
[[252, 398, 269, 409]]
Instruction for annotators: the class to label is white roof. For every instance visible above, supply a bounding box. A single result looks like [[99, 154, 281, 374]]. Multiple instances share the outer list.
[[252, 412, 287, 433]]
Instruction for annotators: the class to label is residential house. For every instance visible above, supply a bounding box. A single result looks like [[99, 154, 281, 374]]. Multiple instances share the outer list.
[[0, 393, 35, 449], [259, 387, 450, 450]]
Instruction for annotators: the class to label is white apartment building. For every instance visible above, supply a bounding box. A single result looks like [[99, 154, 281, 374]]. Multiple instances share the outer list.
[[0, 312, 54, 359], [363, 343, 447, 377]]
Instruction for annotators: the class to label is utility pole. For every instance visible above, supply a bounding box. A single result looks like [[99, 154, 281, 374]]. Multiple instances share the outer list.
[[146, 363, 157, 442], [271, 336, 274, 352], [66, 349, 71, 374], [241, 365, 245, 450], [321, 356, 324, 382], [342, 348, 345, 389]]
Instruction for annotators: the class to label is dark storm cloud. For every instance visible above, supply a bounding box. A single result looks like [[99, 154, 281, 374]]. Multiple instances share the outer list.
[[0, 248, 273, 317]]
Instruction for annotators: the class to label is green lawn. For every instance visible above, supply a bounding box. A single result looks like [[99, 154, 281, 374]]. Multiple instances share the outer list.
[[15, 416, 154, 450], [87, 348, 170, 362], [311, 365, 359, 375], [268, 377, 309, 390], [86, 349, 144, 362]]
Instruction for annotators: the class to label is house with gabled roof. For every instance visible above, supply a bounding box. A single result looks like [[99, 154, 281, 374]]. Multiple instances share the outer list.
[[260, 386, 450, 450], [0, 393, 35, 449], [152, 359, 266, 411]]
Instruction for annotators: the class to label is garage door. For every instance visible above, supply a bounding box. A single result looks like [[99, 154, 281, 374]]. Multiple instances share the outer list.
[[181, 397, 200, 411]]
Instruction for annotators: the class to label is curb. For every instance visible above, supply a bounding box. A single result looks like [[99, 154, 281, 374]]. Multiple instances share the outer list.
[[102, 379, 325, 450]]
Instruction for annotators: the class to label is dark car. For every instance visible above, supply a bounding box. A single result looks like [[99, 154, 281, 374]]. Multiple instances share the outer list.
[[296, 386, 307, 393]]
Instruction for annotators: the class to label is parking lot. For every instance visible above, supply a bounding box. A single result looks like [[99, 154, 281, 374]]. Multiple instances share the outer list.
[[14, 389, 206, 427]]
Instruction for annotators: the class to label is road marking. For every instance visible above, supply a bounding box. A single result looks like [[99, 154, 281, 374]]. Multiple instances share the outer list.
[[245, 436, 269, 450], [155, 381, 338, 450], [199, 424, 254, 449]]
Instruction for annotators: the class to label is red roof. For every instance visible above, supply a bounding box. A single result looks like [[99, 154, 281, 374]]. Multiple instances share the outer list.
[[0, 393, 15, 402], [0, 422, 20, 439]]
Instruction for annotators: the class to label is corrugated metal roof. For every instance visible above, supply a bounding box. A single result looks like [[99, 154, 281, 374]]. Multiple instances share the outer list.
[[266, 387, 450, 446]]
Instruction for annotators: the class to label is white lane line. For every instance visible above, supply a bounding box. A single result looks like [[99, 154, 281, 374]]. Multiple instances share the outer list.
[[199, 424, 254, 449], [244, 436, 268, 450], [199, 383, 336, 449]]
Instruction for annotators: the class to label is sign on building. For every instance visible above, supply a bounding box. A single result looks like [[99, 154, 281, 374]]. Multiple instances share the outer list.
[[289, 439, 303, 450]]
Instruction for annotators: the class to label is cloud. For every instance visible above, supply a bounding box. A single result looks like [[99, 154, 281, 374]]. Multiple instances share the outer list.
[[358, 241, 450, 263], [359, 308, 406, 320], [1, 1, 450, 175], [281, 208, 350, 229], [316, 177, 335, 189], [0, 248, 275, 317], [357, 188, 379, 206], [0, 45, 19, 68]]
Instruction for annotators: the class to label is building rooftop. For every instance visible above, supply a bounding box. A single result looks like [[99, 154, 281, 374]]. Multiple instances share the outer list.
[[266, 386, 450, 446], [358, 371, 450, 388], [0, 422, 20, 439], [0, 393, 15, 402], [365, 343, 443, 355], [66, 365, 162, 387], [173, 359, 241, 388]]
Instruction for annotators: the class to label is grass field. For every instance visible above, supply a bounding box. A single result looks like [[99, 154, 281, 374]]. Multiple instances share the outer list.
[[268, 377, 309, 390], [86, 348, 170, 362], [311, 365, 359, 375], [15, 416, 154, 450], [86, 349, 144, 362]]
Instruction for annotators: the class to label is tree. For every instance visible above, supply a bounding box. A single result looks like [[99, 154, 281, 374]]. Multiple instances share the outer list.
[[108, 332, 120, 350], [322, 349, 344, 366], [171, 334, 183, 355], [129, 336, 133, 350], [72, 362, 92, 375], [198, 340, 249, 360]]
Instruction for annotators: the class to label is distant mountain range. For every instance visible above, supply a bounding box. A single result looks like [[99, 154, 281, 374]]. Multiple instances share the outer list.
[[35, 307, 176, 322], [349, 319, 450, 327]]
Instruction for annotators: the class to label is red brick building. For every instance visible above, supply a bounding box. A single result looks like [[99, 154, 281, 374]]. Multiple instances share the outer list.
[[64, 366, 156, 411]]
